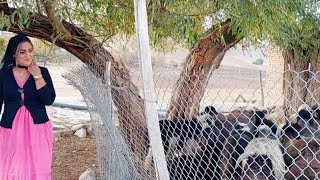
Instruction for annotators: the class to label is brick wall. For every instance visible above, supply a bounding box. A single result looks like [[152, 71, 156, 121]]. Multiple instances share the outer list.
[[265, 46, 284, 107]]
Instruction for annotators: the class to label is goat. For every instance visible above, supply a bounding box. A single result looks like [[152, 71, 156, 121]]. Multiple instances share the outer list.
[[144, 118, 204, 170], [193, 106, 232, 180], [164, 106, 224, 180], [144, 106, 216, 171], [311, 104, 320, 129], [260, 106, 288, 137], [284, 137, 320, 179], [282, 104, 320, 140], [160, 106, 220, 180], [219, 122, 253, 179], [236, 125, 286, 180]]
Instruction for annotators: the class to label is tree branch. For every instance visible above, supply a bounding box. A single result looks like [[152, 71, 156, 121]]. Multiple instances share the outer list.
[[0, 3, 106, 67], [36, 0, 43, 14], [40, 0, 72, 41]]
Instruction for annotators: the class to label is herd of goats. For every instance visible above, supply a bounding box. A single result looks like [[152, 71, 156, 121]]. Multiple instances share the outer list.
[[144, 104, 320, 180]]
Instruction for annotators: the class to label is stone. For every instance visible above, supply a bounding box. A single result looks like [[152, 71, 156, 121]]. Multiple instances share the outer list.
[[86, 126, 95, 137], [74, 128, 87, 138], [53, 124, 67, 130], [71, 124, 84, 131], [79, 168, 96, 180], [53, 129, 74, 137]]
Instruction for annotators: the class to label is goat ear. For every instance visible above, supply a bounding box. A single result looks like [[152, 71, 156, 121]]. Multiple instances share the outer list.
[[276, 124, 287, 143], [289, 113, 298, 123], [311, 104, 318, 110], [278, 135, 285, 145], [204, 106, 218, 115], [204, 106, 209, 113], [235, 154, 248, 170], [298, 104, 311, 112], [311, 105, 320, 119]]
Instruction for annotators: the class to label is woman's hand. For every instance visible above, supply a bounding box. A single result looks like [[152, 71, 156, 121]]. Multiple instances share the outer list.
[[28, 59, 41, 76], [28, 59, 46, 89]]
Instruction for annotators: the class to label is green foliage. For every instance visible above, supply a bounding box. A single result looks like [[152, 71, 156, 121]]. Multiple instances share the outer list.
[[0, 12, 11, 31], [3, 0, 320, 53], [146, 0, 320, 51], [0, 5, 31, 31], [8, 0, 136, 40], [62, 0, 136, 38], [148, 1, 214, 48], [5, 0, 216, 50], [212, 0, 320, 50]]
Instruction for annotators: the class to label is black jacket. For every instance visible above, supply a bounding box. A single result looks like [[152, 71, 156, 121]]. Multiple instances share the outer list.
[[0, 66, 56, 128]]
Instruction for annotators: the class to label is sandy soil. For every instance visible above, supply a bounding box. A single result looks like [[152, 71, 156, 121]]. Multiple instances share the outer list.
[[52, 134, 99, 180]]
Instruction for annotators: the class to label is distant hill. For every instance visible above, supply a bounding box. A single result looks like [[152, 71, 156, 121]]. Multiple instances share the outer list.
[[151, 46, 267, 70], [108, 40, 267, 70]]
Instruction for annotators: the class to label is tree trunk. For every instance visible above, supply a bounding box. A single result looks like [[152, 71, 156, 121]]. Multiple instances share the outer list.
[[283, 47, 320, 114], [166, 20, 241, 120], [0, 5, 148, 159]]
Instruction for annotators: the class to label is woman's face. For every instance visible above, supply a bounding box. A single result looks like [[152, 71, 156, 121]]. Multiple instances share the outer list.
[[14, 41, 34, 67]]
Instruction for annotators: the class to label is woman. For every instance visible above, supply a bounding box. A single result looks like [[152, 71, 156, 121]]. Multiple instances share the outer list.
[[0, 34, 56, 179]]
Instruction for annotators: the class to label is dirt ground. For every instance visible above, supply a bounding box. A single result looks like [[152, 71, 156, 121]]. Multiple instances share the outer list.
[[52, 134, 100, 180]]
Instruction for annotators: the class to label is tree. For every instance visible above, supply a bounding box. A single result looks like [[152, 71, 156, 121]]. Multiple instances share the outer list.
[[159, 1, 320, 117], [0, 0, 149, 164], [156, 0, 312, 118], [0, 0, 226, 166], [207, 0, 320, 113], [0, 1, 235, 160], [280, 6, 320, 113], [0, 0, 317, 166], [166, 20, 241, 120]]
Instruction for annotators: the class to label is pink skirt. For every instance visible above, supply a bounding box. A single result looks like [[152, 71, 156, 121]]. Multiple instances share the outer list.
[[0, 106, 53, 180]]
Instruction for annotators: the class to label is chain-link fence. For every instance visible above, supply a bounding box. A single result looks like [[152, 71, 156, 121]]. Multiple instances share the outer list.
[[65, 62, 320, 180]]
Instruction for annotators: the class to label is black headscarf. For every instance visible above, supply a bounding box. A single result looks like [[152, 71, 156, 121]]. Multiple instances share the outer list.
[[1, 34, 32, 70]]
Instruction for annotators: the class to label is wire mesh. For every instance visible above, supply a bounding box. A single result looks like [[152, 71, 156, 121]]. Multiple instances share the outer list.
[[64, 64, 145, 180], [64, 61, 320, 180]]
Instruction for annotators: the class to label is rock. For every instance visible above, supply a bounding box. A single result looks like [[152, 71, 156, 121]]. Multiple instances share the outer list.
[[71, 124, 84, 131], [53, 124, 67, 130], [86, 126, 95, 137], [74, 128, 87, 138], [53, 129, 74, 137], [79, 168, 96, 180]]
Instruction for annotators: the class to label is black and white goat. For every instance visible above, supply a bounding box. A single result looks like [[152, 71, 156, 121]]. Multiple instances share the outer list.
[[235, 125, 286, 180], [144, 106, 217, 170], [219, 107, 285, 179], [283, 104, 320, 139]]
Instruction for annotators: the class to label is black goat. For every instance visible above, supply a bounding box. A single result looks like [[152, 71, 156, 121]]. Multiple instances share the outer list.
[[144, 106, 216, 171], [219, 122, 254, 179]]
